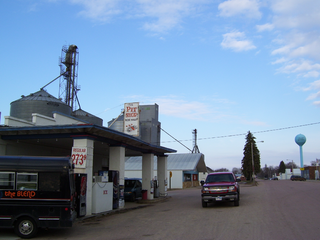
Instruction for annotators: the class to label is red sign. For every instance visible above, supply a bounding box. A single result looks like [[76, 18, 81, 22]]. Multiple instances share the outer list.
[[71, 147, 87, 168]]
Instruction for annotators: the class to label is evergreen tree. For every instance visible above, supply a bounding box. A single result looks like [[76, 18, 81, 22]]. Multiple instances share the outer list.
[[279, 161, 286, 173], [241, 131, 261, 180]]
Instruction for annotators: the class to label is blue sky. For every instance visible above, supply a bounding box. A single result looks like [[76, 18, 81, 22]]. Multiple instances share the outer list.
[[1, 0, 320, 170]]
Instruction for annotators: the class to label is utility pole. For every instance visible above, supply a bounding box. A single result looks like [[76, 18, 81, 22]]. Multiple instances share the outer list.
[[192, 129, 200, 153]]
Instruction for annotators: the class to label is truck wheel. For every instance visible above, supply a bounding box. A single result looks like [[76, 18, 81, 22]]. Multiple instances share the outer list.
[[131, 193, 136, 202], [234, 193, 239, 206], [202, 200, 207, 208], [14, 217, 38, 239]]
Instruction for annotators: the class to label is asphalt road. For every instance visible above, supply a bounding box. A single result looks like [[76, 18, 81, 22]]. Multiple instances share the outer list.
[[2, 179, 320, 240]]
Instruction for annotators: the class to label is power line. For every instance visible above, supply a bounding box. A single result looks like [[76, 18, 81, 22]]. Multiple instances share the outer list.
[[160, 121, 320, 144], [94, 104, 123, 116], [160, 127, 192, 152]]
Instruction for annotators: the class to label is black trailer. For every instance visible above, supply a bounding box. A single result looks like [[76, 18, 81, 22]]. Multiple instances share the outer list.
[[0, 156, 77, 238]]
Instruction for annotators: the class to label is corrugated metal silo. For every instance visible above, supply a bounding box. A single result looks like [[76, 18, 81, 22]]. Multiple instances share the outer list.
[[72, 109, 103, 126], [10, 90, 72, 122], [108, 115, 124, 132]]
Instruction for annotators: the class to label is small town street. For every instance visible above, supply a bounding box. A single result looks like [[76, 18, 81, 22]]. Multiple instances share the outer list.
[[2, 179, 320, 240]]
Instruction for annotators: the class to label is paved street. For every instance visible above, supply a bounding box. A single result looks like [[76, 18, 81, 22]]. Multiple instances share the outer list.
[[2, 179, 320, 240]]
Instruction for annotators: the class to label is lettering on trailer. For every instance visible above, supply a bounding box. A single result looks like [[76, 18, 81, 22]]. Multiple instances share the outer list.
[[2, 190, 36, 199]]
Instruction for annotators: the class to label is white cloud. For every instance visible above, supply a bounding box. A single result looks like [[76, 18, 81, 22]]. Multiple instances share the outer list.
[[256, 23, 274, 32], [272, 31, 320, 61], [303, 80, 320, 91], [302, 79, 320, 105], [136, 0, 201, 33], [276, 60, 320, 75], [260, 1, 320, 82], [70, 0, 122, 22], [290, 39, 320, 61], [218, 0, 261, 19], [271, 31, 320, 77], [155, 97, 211, 120], [70, 0, 209, 33], [312, 101, 320, 107], [270, 0, 320, 30], [271, 57, 287, 65], [306, 92, 320, 101], [303, 71, 320, 78], [121, 95, 234, 121], [221, 31, 256, 52]]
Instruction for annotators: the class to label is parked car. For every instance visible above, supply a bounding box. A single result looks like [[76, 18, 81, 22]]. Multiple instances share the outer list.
[[270, 177, 278, 180], [124, 178, 142, 201], [290, 175, 306, 181], [201, 172, 240, 207]]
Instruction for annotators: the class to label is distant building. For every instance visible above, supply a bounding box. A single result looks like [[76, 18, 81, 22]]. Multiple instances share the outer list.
[[125, 153, 207, 189]]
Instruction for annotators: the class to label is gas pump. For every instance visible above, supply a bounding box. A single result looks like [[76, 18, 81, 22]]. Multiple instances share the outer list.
[[75, 173, 87, 217], [150, 180, 154, 194], [164, 179, 168, 192], [153, 179, 159, 198], [163, 179, 168, 196]]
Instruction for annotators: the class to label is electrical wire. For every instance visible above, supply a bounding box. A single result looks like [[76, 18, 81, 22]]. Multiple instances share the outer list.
[[160, 127, 192, 152], [160, 121, 320, 144], [94, 104, 123, 116]]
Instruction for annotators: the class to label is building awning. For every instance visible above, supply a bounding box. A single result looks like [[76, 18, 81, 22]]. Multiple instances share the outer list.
[[0, 124, 176, 156]]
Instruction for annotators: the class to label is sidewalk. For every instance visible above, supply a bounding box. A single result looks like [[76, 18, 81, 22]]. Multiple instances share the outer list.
[[78, 195, 171, 222]]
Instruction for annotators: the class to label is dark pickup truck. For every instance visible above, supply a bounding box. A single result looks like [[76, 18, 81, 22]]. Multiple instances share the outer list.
[[201, 172, 240, 207]]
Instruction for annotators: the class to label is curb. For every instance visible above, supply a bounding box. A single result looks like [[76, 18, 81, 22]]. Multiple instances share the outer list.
[[78, 196, 171, 223]]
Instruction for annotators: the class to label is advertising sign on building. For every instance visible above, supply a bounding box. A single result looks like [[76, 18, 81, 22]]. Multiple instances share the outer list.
[[124, 102, 140, 136], [71, 147, 87, 168]]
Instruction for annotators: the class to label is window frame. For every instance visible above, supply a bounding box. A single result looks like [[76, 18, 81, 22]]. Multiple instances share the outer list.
[[0, 171, 15, 190], [16, 172, 38, 190]]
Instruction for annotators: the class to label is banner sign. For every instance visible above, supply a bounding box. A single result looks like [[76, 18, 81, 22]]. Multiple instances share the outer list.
[[124, 102, 140, 136], [71, 147, 87, 168]]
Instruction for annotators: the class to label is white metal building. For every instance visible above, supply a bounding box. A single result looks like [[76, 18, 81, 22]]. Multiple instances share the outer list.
[[125, 153, 207, 189]]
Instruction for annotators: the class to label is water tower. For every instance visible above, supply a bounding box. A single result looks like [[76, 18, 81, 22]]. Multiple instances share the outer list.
[[295, 134, 306, 170]]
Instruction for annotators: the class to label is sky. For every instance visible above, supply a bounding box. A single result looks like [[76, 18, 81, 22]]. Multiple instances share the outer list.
[[1, 0, 320, 171]]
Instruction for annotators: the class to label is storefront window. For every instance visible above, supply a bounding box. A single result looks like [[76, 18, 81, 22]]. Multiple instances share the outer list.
[[184, 173, 191, 181]]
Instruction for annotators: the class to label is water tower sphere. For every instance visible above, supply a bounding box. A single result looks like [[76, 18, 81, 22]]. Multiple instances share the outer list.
[[295, 134, 306, 146]]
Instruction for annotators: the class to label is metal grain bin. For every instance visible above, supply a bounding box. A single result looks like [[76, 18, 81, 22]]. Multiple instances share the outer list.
[[10, 90, 71, 122], [72, 109, 103, 126]]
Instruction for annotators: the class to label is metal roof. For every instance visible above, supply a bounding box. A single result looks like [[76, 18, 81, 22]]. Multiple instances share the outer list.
[[0, 124, 176, 156], [125, 153, 206, 172], [11, 90, 65, 104]]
